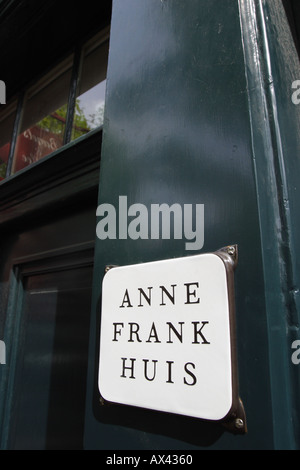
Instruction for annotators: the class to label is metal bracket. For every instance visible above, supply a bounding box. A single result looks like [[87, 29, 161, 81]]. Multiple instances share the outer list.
[[104, 265, 118, 275], [222, 398, 247, 435]]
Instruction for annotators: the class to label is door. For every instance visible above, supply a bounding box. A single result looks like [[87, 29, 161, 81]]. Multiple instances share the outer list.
[[0, 131, 101, 450], [6, 263, 93, 450]]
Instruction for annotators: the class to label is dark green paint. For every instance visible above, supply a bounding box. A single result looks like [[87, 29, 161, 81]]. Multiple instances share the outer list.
[[85, 0, 300, 450], [0, 0, 299, 451], [239, 0, 300, 449]]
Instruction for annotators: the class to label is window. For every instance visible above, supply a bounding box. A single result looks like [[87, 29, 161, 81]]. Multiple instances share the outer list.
[[0, 29, 109, 180], [0, 100, 17, 180], [71, 35, 108, 141], [12, 57, 73, 174]]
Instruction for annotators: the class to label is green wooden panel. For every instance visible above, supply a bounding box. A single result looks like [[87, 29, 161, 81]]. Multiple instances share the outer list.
[[239, 0, 300, 449], [85, 0, 300, 449]]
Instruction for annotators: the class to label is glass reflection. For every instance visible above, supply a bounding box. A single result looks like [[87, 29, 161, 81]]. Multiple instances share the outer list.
[[3, 31, 109, 177], [12, 57, 73, 174], [0, 101, 17, 180], [71, 37, 109, 141], [71, 80, 106, 141]]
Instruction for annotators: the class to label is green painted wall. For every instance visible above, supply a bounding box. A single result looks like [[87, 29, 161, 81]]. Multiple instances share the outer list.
[[84, 0, 300, 449]]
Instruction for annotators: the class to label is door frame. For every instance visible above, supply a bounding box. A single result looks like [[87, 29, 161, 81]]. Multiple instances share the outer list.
[[0, 240, 94, 449]]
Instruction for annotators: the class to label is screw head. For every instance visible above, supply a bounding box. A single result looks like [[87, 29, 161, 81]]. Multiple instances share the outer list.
[[235, 418, 244, 430], [227, 246, 236, 256]]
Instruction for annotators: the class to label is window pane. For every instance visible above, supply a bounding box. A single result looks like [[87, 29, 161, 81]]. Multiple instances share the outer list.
[[12, 56, 73, 174], [71, 38, 109, 141], [0, 101, 17, 180]]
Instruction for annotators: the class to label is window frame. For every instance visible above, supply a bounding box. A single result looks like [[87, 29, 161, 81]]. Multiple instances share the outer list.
[[1, 27, 110, 180]]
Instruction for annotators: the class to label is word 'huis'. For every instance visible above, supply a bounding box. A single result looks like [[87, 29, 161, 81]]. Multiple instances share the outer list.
[[113, 282, 210, 386]]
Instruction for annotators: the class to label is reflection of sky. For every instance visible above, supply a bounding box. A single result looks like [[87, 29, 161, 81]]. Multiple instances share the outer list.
[[77, 80, 106, 128]]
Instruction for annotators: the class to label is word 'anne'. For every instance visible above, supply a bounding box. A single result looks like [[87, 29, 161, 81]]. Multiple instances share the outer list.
[[119, 282, 200, 308]]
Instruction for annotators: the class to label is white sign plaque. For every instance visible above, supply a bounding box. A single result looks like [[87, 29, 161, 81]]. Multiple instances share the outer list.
[[98, 247, 245, 430]]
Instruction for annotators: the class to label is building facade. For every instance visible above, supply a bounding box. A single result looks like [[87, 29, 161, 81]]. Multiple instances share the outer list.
[[0, 0, 300, 450]]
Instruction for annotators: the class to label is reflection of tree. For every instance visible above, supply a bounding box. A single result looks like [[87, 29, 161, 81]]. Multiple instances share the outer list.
[[0, 96, 105, 181], [38, 104, 68, 136], [38, 99, 105, 141], [72, 100, 92, 139], [38, 100, 91, 140], [88, 102, 105, 129]]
